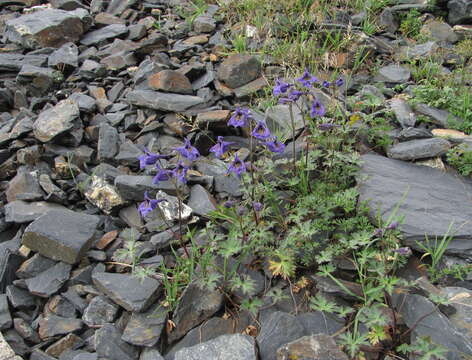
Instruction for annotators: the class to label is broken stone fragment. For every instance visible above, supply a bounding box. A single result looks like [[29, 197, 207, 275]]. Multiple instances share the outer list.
[[4, 9, 84, 49], [85, 176, 126, 214], [38, 315, 82, 340], [148, 70, 193, 94], [22, 209, 100, 264], [33, 99, 81, 143], [217, 54, 261, 89], [25, 262, 71, 298]]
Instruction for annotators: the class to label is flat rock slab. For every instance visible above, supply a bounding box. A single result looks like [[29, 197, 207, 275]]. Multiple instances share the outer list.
[[80, 24, 128, 46], [95, 324, 139, 360], [92, 272, 161, 312], [25, 262, 71, 298], [0, 331, 23, 360], [5, 201, 66, 223], [126, 90, 204, 112], [387, 138, 451, 160], [174, 334, 256, 360], [277, 334, 348, 360], [22, 209, 99, 264], [5, 9, 84, 49], [358, 153, 472, 255]]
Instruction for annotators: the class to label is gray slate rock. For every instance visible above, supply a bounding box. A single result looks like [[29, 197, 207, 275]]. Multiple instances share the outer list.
[[5, 9, 84, 49], [174, 334, 256, 360], [22, 209, 99, 264], [92, 272, 161, 312], [168, 282, 224, 342], [69, 93, 96, 113], [38, 315, 82, 339], [115, 175, 186, 200], [5, 201, 65, 223], [33, 99, 80, 143], [127, 90, 204, 112], [187, 184, 217, 216], [16, 65, 62, 95], [277, 334, 348, 360], [121, 305, 166, 347], [82, 296, 119, 326], [448, 0, 472, 25], [358, 153, 472, 255], [393, 292, 472, 360], [193, 16, 216, 33], [387, 138, 451, 160], [0, 53, 47, 72], [441, 287, 472, 338], [6, 285, 36, 309], [0, 294, 12, 330], [80, 24, 128, 45], [374, 65, 411, 83], [98, 123, 119, 161], [217, 54, 261, 88], [421, 21, 458, 43], [25, 262, 71, 298], [389, 98, 416, 128], [257, 311, 306, 360], [48, 42, 79, 68], [414, 103, 462, 127], [95, 324, 139, 360]]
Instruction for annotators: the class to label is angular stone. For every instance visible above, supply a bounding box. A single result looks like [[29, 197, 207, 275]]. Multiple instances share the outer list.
[[187, 184, 217, 216], [153, 190, 192, 223], [115, 175, 186, 200], [174, 334, 256, 360], [95, 324, 139, 360], [0, 294, 12, 330], [448, 0, 472, 25], [196, 110, 230, 130], [168, 282, 224, 342], [393, 292, 472, 360], [14, 318, 40, 343], [48, 42, 79, 68], [257, 311, 306, 360], [374, 65, 411, 83], [148, 70, 193, 94], [98, 123, 119, 161], [265, 104, 304, 140], [106, 0, 137, 15], [25, 262, 71, 297], [5, 201, 65, 223], [23, 209, 99, 264], [17, 65, 62, 95], [46, 333, 83, 358], [358, 153, 472, 254], [30, 349, 56, 360], [217, 54, 261, 89], [85, 176, 126, 214], [5, 9, 84, 49], [6, 171, 44, 202], [16, 253, 56, 279], [33, 99, 80, 143], [127, 90, 204, 112], [389, 98, 416, 128], [39, 315, 82, 340], [193, 16, 216, 33], [0, 53, 47, 72], [421, 21, 458, 43], [92, 272, 161, 312], [234, 76, 268, 98], [399, 41, 438, 60], [441, 287, 472, 338], [51, 0, 85, 10], [6, 285, 36, 309], [44, 295, 77, 318], [80, 24, 128, 46], [277, 334, 348, 360], [387, 138, 451, 160], [69, 93, 96, 113], [140, 348, 164, 360], [0, 331, 22, 360], [121, 305, 166, 347], [414, 103, 462, 127], [82, 296, 119, 326]]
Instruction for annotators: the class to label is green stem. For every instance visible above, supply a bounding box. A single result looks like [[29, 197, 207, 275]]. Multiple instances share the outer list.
[[289, 104, 296, 170]]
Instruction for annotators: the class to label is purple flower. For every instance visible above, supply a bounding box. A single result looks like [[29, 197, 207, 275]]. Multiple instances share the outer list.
[[265, 137, 286, 153], [152, 164, 172, 184], [335, 78, 344, 87], [175, 138, 200, 161], [387, 221, 399, 230], [172, 161, 189, 183], [251, 120, 271, 140], [209, 136, 233, 158], [310, 99, 326, 118], [393, 247, 412, 256], [296, 69, 318, 88], [223, 200, 235, 208], [373, 228, 384, 238], [138, 149, 159, 169], [317, 123, 340, 131], [322, 80, 331, 88], [253, 202, 263, 212], [138, 192, 165, 218], [273, 79, 292, 96], [227, 154, 246, 178], [279, 89, 303, 104], [237, 206, 246, 216], [228, 107, 251, 128]]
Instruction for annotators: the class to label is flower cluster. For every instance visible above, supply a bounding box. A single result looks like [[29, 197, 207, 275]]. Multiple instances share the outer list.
[[218, 107, 287, 178], [136, 138, 201, 217], [272, 68, 345, 119]]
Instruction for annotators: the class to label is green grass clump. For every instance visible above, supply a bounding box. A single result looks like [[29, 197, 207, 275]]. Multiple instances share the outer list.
[[446, 144, 472, 176]]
